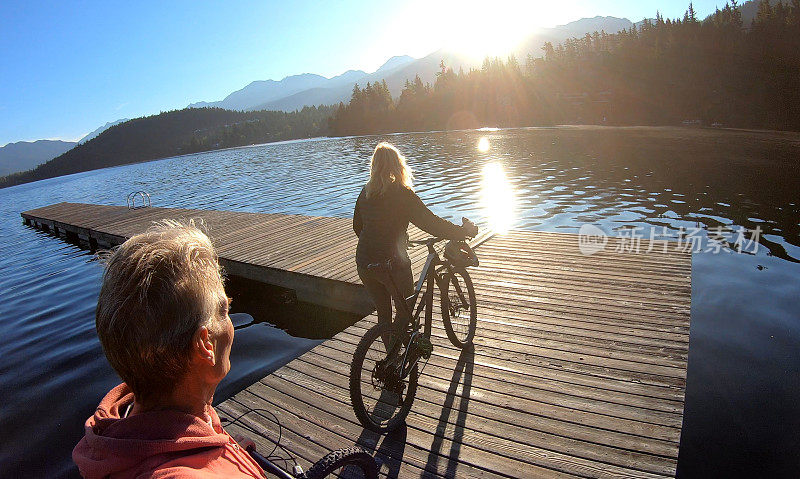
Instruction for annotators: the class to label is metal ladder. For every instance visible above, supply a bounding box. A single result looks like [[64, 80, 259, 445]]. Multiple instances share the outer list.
[[126, 191, 151, 209]]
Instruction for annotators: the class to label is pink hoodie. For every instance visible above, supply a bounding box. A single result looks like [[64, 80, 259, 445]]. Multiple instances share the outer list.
[[73, 383, 266, 478]]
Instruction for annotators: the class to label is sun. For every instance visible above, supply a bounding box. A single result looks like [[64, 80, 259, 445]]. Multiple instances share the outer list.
[[444, 11, 528, 61], [391, 0, 583, 64], [447, 25, 523, 60], [436, 0, 574, 61]]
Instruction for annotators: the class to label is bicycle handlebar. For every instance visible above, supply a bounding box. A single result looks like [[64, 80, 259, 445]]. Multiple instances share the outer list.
[[407, 218, 478, 248]]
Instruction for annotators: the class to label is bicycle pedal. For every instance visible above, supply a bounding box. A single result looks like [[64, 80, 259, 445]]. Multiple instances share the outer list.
[[293, 465, 304, 476]]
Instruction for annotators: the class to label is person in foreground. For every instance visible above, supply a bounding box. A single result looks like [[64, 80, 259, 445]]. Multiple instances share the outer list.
[[353, 142, 478, 331], [73, 220, 266, 478]]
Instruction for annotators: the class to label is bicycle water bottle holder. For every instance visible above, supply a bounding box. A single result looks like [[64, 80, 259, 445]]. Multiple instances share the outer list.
[[126, 191, 151, 209]]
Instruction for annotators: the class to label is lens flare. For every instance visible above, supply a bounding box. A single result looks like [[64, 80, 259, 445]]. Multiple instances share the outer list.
[[477, 137, 490, 152], [481, 162, 515, 234]]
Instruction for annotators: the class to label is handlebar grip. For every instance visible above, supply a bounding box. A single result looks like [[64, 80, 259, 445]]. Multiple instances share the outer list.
[[461, 217, 478, 238]]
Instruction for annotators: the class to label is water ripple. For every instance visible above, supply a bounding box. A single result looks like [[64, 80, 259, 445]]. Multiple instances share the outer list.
[[1, 127, 799, 476]]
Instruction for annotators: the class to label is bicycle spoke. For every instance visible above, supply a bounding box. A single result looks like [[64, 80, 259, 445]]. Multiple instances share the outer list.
[[440, 268, 477, 348], [448, 275, 471, 339], [358, 328, 407, 428]]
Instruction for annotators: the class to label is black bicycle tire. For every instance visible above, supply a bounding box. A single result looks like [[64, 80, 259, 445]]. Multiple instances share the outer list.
[[440, 267, 478, 348], [303, 446, 378, 479], [349, 323, 418, 433]]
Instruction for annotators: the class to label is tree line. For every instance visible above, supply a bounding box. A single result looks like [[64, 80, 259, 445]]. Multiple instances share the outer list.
[[329, 0, 800, 135], [1, 106, 334, 188]]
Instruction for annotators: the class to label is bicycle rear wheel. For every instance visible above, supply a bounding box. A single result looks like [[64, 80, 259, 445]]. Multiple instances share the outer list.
[[349, 323, 417, 433], [305, 446, 378, 479], [440, 267, 477, 348]]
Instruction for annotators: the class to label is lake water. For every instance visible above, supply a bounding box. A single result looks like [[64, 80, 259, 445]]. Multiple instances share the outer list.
[[1, 126, 798, 477]]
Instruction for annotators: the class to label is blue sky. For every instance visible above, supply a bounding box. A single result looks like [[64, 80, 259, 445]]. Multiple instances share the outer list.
[[1, 0, 729, 146]]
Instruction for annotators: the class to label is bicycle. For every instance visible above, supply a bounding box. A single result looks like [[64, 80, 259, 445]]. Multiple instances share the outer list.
[[349, 227, 480, 433], [221, 408, 379, 479]]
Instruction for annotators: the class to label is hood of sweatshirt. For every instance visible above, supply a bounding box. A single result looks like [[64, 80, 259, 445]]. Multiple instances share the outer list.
[[72, 383, 230, 479]]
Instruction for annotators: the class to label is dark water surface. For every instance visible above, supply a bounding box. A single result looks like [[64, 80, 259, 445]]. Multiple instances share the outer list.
[[1, 126, 798, 477]]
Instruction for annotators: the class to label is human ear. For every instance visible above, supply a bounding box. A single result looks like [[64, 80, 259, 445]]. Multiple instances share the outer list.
[[194, 326, 216, 366]]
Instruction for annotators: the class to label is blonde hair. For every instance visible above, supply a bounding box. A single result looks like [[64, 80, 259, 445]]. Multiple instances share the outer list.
[[95, 219, 227, 404], [366, 142, 414, 198]]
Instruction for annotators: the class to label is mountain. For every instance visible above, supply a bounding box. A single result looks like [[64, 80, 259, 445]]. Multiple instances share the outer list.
[[373, 55, 416, 74], [375, 50, 474, 96], [235, 18, 634, 114], [554, 16, 634, 38], [79, 119, 128, 144], [735, 0, 779, 26], [189, 73, 330, 111], [329, 69, 368, 86], [250, 55, 419, 111], [0, 117, 127, 176], [189, 55, 416, 113], [187, 66, 380, 112], [514, 16, 634, 58], [0, 140, 77, 176]]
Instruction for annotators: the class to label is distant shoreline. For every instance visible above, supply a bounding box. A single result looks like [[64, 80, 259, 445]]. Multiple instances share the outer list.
[[3, 125, 799, 192], [0, 135, 335, 191]]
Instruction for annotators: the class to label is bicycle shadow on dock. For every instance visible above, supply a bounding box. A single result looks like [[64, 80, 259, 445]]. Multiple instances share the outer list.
[[352, 346, 475, 478], [424, 345, 474, 478], [354, 422, 407, 479]]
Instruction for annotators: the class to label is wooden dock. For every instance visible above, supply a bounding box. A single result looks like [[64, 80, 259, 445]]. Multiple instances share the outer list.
[[21, 202, 692, 478]]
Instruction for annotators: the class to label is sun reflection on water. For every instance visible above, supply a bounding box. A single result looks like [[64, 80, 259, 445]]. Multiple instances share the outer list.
[[481, 162, 515, 234], [477, 137, 490, 152]]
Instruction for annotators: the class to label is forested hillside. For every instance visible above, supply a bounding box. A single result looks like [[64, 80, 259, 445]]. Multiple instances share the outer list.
[[1, 106, 334, 188], [330, 1, 800, 135]]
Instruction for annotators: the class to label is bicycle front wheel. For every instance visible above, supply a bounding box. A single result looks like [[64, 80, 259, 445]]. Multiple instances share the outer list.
[[349, 323, 417, 433], [440, 267, 478, 348], [305, 446, 378, 479]]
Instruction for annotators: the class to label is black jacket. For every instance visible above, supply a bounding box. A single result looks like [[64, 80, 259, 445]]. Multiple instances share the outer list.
[[353, 184, 465, 267]]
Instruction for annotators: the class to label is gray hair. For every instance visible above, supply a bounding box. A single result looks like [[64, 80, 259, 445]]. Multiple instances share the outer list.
[[95, 219, 227, 404]]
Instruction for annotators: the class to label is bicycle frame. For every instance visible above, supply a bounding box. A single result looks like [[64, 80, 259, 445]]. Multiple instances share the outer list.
[[370, 239, 460, 378], [248, 448, 296, 479]]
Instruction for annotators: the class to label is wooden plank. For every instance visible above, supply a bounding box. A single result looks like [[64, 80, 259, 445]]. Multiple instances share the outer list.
[[269, 360, 673, 478], [20, 202, 692, 478]]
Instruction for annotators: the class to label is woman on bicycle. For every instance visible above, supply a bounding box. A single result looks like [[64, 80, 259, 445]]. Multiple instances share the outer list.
[[353, 142, 478, 333]]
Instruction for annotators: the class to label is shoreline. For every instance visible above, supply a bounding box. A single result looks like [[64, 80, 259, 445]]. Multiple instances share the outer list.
[[4, 124, 800, 192]]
